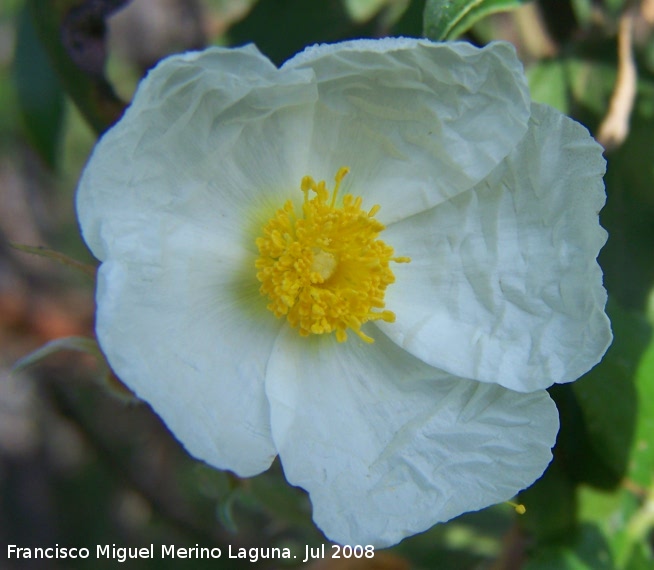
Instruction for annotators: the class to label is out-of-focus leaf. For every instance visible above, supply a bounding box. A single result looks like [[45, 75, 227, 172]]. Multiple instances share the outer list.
[[571, 303, 647, 481], [644, 34, 654, 76], [527, 59, 571, 114], [12, 336, 103, 373], [570, 0, 593, 28], [601, 112, 654, 311], [610, 488, 654, 569], [566, 58, 617, 126], [194, 464, 232, 501], [13, 4, 65, 167], [624, 542, 654, 570], [551, 382, 622, 490], [392, 0, 426, 36], [423, 0, 529, 40], [519, 457, 577, 543], [0, 61, 19, 142], [628, 331, 654, 487], [524, 523, 614, 570], [26, 0, 127, 135], [396, 508, 508, 569], [605, 0, 627, 15], [579, 314, 654, 568], [10, 242, 97, 278], [527, 56, 616, 127], [629, 332, 654, 492], [578, 486, 622, 531], [228, 0, 383, 65], [250, 470, 312, 528]]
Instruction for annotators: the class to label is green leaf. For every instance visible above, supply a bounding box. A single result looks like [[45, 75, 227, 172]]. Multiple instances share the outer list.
[[250, 470, 312, 528], [624, 542, 654, 570], [611, 488, 654, 569], [423, 0, 530, 41], [601, 111, 654, 310], [571, 302, 648, 482], [392, 0, 427, 36], [551, 383, 622, 490], [12, 336, 104, 374], [395, 507, 507, 569], [228, 0, 383, 66], [566, 58, 617, 124], [576, 312, 654, 568], [578, 486, 623, 528], [519, 457, 577, 544], [524, 523, 614, 570], [527, 56, 617, 125], [193, 464, 232, 501], [570, 0, 594, 29], [13, 4, 65, 167], [527, 59, 571, 114], [628, 331, 654, 488], [604, 0, 627, 15]]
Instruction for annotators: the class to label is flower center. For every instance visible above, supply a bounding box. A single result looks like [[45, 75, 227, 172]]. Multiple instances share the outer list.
[[255, 167, 409, 343]]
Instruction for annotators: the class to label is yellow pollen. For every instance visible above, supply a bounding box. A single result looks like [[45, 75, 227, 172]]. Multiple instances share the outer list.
[[255, 167, 410, 343]]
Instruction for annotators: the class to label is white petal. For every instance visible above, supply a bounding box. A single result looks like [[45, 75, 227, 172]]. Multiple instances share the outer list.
[[284, 39, 531, 223], [265, 327, 558, 547], [380, 103, 611, 392], [95, 220, 279, 477], [77, 44, 318, 262]]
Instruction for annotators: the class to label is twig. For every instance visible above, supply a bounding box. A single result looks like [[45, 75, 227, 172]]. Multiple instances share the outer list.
[[10, 243, 97, 279], [596, 8, 637, 152], [515, 3, 557, 61], [643, 0, 654, 24]]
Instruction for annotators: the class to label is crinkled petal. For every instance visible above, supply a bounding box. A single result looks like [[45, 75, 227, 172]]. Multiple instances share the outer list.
[[265, 327, 558, 547], [284, 39, 531, 223], [379, 103, 611, 392], [77, 44, 318, 262], [76, 45, 320, 475], [95, 221, 279, 477]]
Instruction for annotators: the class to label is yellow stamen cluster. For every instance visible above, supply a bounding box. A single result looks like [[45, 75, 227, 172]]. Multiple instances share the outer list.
[[255, 167, 409, 343]]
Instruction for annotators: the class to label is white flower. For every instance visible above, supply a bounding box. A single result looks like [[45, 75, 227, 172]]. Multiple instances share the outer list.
[[76, 38, 611, 547]]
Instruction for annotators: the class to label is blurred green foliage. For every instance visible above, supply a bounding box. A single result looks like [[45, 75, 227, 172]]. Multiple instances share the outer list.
[[424, 0, 531, 40], [2, 1, 654, 569], [13, 4, 65, 167]]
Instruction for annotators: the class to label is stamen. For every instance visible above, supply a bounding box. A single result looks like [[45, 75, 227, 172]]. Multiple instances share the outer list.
[[255, 167, 409, 342]]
